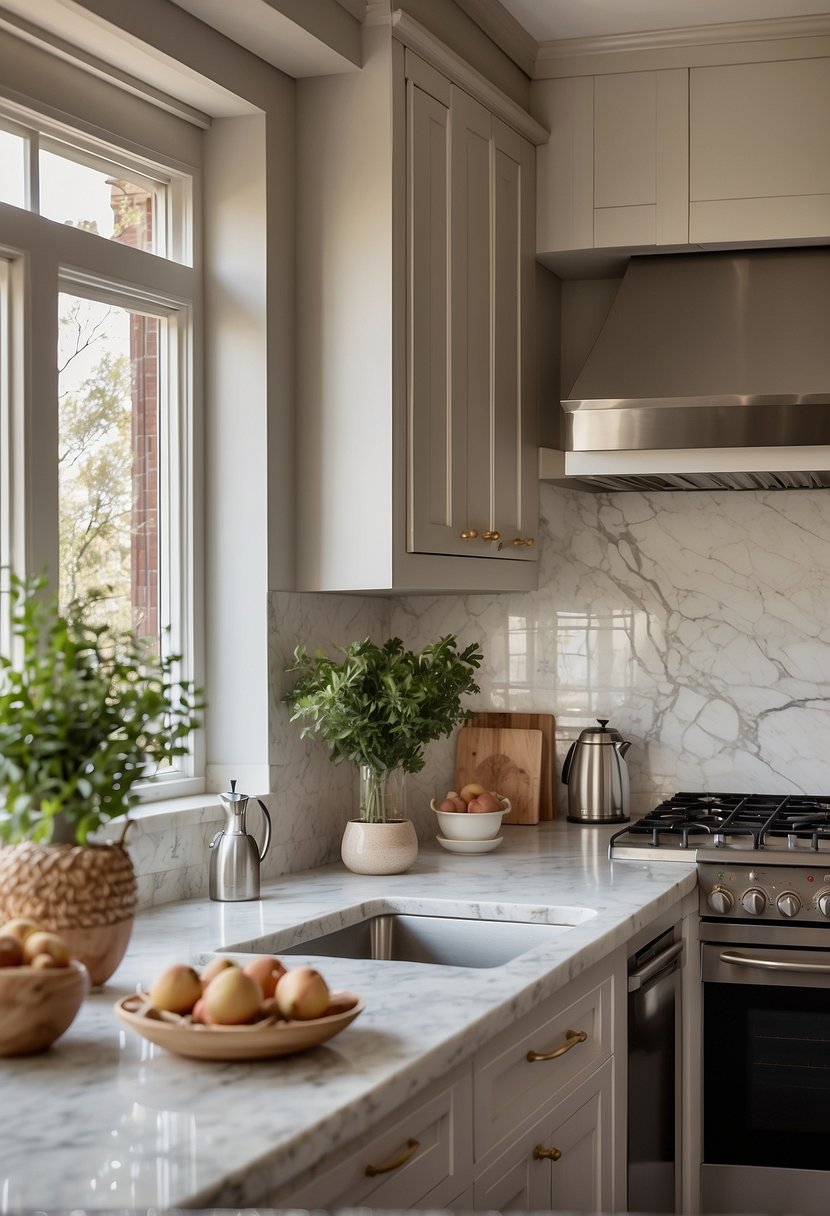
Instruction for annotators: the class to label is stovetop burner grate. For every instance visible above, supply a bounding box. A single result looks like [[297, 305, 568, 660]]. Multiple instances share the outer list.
[[611, 792, 830, 853]]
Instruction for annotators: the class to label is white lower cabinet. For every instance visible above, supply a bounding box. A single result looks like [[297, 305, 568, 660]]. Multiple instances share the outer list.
[[273, 1066, 473, 1209], [274, 950, 624, 1211], [474, 1059, 614, 1213]]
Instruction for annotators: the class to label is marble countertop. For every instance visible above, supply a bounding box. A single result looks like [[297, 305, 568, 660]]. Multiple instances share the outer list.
[[0, 822, 695, 1211]]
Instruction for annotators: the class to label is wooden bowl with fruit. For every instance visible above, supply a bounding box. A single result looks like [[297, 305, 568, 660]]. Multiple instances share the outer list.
[[115, 955, 362, 1061], [0, 918, 90, 1057], [430, 783, 511, 840]]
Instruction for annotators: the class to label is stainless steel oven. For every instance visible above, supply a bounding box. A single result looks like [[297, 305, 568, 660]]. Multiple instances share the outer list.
[[700, 872, 830, 1216], [610, 792, 830, 1215]]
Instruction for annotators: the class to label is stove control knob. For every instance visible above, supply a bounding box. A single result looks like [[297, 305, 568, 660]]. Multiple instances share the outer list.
[[741, 888, 766, 916], [817, 892, 830, 918], [708, 885, 734, 915], [777, 891, 801, 918]]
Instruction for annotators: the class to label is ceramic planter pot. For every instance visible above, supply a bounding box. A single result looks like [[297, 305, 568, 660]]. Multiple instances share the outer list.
[[341, 819, 419, 875], [0, 841, 137, 986]]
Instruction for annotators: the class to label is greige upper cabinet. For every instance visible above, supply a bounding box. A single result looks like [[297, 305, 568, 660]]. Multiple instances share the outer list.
[[407, 53, 537, 562], [535, 69, 689, 253], [295, 26, 539, 594], [689, 58, 830, 243]]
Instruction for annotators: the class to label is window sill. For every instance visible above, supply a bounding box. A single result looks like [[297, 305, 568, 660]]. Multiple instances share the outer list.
[[95, 793, 221, 842]]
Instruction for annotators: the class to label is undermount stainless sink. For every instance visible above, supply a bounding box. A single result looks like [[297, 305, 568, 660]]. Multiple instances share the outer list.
[[228, 907, 595, 969]]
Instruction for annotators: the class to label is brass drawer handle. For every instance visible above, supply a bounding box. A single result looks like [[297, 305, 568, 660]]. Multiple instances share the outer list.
[[482, 530, 500, 541], [364, 1138, 421, 1177], [527, 1028, 588, 1063], [533, 1144, 562, 1162], [460, 529, 479, 539], [512, 536, 535, 547]]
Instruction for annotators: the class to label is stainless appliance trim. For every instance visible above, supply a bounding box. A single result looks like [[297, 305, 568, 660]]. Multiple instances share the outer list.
[[719, 948, 830, 975], [628, 940, 683, 992]]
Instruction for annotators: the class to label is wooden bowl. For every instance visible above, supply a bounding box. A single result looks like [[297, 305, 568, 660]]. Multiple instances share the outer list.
[[114, 991, 364, 1061], [0, 960, 90, 1057]]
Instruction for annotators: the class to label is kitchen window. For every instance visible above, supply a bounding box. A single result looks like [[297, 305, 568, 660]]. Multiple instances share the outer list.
[[0, 88, 203, 798]]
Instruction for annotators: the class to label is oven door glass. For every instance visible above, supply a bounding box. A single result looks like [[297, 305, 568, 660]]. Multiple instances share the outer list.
[[704, 974, 830, 1170]]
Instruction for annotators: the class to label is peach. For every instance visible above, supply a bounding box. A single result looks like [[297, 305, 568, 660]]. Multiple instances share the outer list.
[[0, 918, 43, 946], [469, 792, 501, 813], [275, 966, 330, 1021], [0, 935, 24, 967], [438, 799, 458, 812], [200, 956, 238, 988], [243, 955, 287, 999], [22, 931, 70, 968], [459, 782, 487, 804], [149, 963, 203, 1014], [29, 953, 60, 970], [201, 966, 263, 1025]]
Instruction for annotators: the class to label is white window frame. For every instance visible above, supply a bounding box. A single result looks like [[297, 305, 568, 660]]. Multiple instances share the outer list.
[[0, 98, 204, 801]]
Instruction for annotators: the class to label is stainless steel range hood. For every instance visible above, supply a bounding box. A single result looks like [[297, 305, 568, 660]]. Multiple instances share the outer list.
[[546, 248, 830, 491]]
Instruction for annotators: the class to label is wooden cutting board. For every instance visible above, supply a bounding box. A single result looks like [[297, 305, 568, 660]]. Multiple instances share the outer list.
[[469, 712, 557, 820], [456, 726, 543, 825]]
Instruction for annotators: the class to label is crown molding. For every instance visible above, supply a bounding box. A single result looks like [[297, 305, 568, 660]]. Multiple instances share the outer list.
[[451, 0, 538, 77], [391, 9, 548, 143], [535, 13, 830, 75]]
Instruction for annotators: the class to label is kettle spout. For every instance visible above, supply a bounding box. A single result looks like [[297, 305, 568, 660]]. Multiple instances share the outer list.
[[616, 740, 632, 759]]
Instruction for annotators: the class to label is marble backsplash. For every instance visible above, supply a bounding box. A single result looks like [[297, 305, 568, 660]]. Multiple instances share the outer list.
[[130, 482, 830, 907], [394, 483, 830, 814]]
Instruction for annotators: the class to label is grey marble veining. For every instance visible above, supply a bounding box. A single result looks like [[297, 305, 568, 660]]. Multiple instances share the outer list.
[[0, 822, 694, 1212], [393, 484, 830, 814]]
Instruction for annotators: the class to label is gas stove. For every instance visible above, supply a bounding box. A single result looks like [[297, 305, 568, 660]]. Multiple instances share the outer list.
[[610, 791, 830, 925]]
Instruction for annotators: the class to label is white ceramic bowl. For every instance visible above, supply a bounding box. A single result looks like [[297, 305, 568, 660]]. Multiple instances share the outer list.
[[430, 799, 510, 841]]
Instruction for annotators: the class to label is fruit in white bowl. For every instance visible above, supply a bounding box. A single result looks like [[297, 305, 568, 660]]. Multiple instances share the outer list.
[[430, 793, 510, 840]]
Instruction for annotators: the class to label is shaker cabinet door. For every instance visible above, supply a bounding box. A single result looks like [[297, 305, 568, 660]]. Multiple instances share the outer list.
[[406, 51, 538, 563]]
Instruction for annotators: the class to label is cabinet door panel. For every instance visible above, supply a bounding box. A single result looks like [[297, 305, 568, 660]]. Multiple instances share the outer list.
[[406, 79, 454, 555], [594, 72, 656, 209], [451, 84, 492, 545], [492, 117, 537, 556], [691, 59, 830, 203], [548, 1064, 613, 1213]]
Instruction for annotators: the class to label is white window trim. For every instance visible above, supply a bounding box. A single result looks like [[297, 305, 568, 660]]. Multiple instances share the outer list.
[[0, 94, 205, 801]]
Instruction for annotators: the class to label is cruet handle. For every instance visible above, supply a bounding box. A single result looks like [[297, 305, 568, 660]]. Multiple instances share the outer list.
[[256, 799, 272, 862]]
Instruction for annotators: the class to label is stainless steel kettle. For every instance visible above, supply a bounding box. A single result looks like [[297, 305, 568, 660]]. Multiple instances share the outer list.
[[209, 780, 272, 901], [561, 719, 632, 824]]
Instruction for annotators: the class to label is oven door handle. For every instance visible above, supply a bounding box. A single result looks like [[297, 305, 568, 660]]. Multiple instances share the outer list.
[[720, 949, 830, 975], [628, 940, 683, 992]]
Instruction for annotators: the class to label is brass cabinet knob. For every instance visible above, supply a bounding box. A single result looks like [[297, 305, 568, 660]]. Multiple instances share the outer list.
[[364, 1138, 421, 1177], [533, 1144, 562, 1162], [459, 529, 479, 539], [512, 537, 535, 547], [482, 530, 501, 541]]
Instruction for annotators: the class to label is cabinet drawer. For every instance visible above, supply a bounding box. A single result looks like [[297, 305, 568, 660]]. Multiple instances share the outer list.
[[474, 972, 612, 1159], [281, 1067, 472, 1208]]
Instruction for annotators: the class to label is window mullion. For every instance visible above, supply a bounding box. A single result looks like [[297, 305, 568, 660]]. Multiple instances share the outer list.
[[25, 126, 38, 213]]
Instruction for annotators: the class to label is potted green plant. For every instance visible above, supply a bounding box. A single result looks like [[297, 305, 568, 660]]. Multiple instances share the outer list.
[[283, 635, 482, 874], [0, 574, 204, 983]]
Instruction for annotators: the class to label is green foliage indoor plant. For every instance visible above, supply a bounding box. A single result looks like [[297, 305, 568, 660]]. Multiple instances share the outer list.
[[0, 573, 204, 982], [284, 635, 482, 874]]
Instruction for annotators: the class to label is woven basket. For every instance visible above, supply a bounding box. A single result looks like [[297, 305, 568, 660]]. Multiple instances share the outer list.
[[0, 842, 137, 986]]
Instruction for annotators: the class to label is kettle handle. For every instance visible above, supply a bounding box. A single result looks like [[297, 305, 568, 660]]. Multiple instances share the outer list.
[[256, 799, 272, 862], [561, 740, 577, 786]]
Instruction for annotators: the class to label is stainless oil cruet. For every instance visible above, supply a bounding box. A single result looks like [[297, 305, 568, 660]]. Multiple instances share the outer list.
[[209, 780, 272, 901]]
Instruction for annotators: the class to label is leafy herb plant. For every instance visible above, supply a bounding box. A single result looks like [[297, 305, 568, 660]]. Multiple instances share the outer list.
[[283, 635, 483, 821], [0, 574, 204, 844]]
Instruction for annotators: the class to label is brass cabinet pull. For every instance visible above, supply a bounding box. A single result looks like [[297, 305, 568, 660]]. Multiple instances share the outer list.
[[482, 530, 501, 541], [527, 1028, 588, 1063], [533, 1144, 562, 1162], [364, 1138, 421, 1177], [512, 536, 535, 547], [459, 529, 479, 539]]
